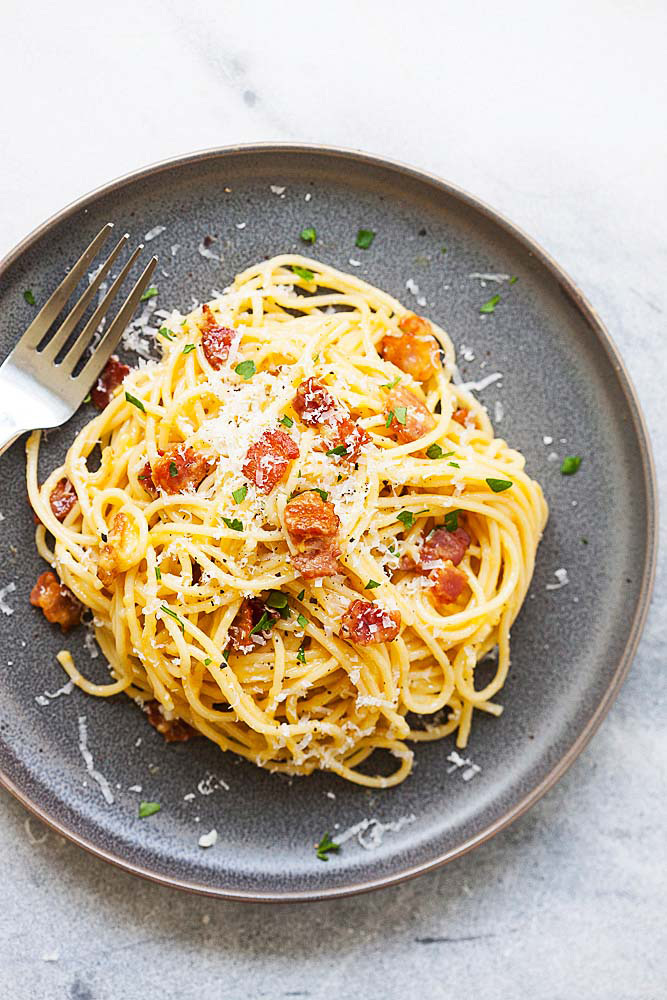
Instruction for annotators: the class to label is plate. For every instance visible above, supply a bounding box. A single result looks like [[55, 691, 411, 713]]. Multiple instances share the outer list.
[[0, 144, 657, 900]]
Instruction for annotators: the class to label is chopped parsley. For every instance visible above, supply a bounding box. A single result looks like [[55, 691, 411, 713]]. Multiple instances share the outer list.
[[232, 485, 248, 504], [140, 286, 158, 302], [397, 508, 429, 530], [23, 289, 36, 305], [448, 461, 460, 468], [280, 414, 294, 428], [509, 275, 519, 285], [204, 657, 212, 666], [157, 326, 174, 340], [291, 265, 315, 282], [222, 649, 230, 662], [169, 460, 178, 477], [355, 229, 375, 250], [486, 477, 513, 493], [138, 801, 161, 818], [160, 605, 185, 631], [297, 613, 309, 628], [480, 294, 500, 314], [251, 611, 275, 635], [182, 343, 196, 354], [426, 443, 443, 459], [155, 566, 161, 581], [326, 445, 347, 457], [266, 590, 289, 610], [300, 226, 317, 244], [124, 391, 145, 412], [381, 375, 401, 390], [297, 589, 305, 601], [296, 643, 306, 664], [394, 406, 407, 426], [385, 411, 395, 428], [316, 831, 340, 861], [561, 455, 582, 476], [444, 510, 459, 532], [365, 579, 381, 590], [222, 516, 243, 532], [83, 393, 91, 404], [440, 246, 448, 254], [235, 360, 256, 380]]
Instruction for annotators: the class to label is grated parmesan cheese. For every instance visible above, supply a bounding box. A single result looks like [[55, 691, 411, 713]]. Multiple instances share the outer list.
[[198, 828, 218, 848], [0, 581, 16, 616], [546, 568, 569, 591], [77, 716, 114, 804], [144, 225, 166, 241]]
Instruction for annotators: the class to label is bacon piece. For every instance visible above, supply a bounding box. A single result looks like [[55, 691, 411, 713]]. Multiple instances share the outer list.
[[293, 378, 339, 427], [429, 563, 467, 604], [285, 491, 340, 539], [330, 416, 371, 462], [385, 386, 436, 444], [291, 538, 341, 579], [419, 526, 470, 570], [152, 446, 217, 495], [47, 477, 77, 521], [227, 597, 277, 653], [285, 491, 341, 578], [200, 303, 236, 370], [97, 511, 140, 588], [380, 314, 440, 382], [453, 407, 471, 427], [243, 429, 299, 494], [137, 460, 158, 497], [144, 700, 194, 742], [30, 571, 82, 631], [91, 355, 130, 410], [340, 599, 401, 645]]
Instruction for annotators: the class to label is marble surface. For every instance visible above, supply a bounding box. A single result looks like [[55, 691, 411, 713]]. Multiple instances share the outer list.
[[1, 2, 665, 998]]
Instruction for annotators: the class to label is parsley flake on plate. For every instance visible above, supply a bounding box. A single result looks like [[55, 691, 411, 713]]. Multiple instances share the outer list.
[[154, 566, 161, 581], [300, 226, 317, 244], [316, 831, 340, 861], [561, 455, 582, 475], [365, 579, 381, 590], [479, 294, 500, 314], [169, 460, 178, 477], [297, 613, 309, 628], [326, 445, 347, 457], [296, 643, 306, 664], [251, 611, 275, 635], [355, 229, 375, 250], [140, 286, 158, 302], [138, 801, 161, 818], [23, 289, 36, 305], [182, 343, 196, 354], [280, 414, 294, 428], [157, 326, 174, 341], [232, 485, 247, 504]]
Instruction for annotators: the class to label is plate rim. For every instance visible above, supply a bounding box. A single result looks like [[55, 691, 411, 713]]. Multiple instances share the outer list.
[[0, 141, 658, 902]]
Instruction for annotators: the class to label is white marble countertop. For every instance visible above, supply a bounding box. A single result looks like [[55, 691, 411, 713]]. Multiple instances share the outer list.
[[1, 2, 665, 998]]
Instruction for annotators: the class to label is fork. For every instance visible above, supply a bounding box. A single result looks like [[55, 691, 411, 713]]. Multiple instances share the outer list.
[[0, 223, 157, 457]]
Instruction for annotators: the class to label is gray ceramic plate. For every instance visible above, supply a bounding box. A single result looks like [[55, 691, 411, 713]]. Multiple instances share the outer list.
[[0, 145, 657, 901]]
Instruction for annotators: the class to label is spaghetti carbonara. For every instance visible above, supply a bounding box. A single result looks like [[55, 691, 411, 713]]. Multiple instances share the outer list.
[[27, 255, 547, 787]]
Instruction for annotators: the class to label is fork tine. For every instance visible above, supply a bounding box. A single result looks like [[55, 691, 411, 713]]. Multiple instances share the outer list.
[[19, 224, 114, 350], [40, 233, 130, 362], [58, 243, 145, 374], [74, 256, 158, 387]]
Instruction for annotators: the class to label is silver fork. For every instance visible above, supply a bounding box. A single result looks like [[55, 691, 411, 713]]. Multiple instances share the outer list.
[[0, 223, 157, 456]]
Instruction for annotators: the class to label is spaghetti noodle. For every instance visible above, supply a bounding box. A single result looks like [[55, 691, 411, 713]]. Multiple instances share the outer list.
[[27, 255, 547, 787]]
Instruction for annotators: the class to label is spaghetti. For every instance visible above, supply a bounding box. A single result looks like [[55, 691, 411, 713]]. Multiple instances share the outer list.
[[27, 255, 547, 787]]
